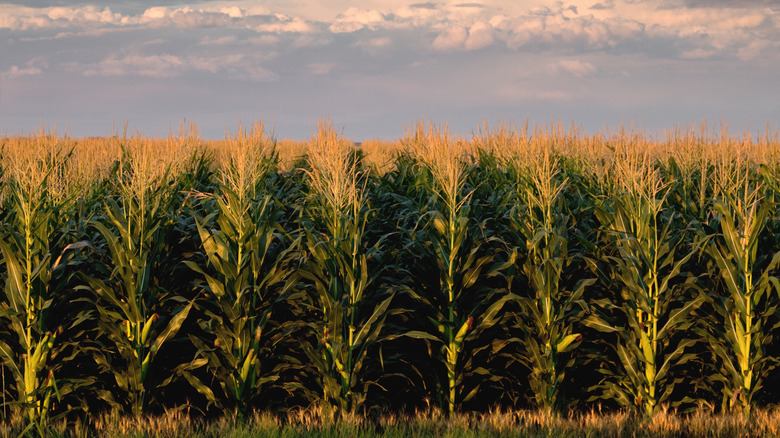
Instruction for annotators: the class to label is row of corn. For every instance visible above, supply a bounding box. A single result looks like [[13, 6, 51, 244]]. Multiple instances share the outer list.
[[1, 120, 779, 432]]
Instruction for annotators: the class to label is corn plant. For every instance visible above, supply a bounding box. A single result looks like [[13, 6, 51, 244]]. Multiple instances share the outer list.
[[402, 123, 512, 415], [0, 143, 90, 433], [0, 163, 61, 433], [79, 144, 193, 416], [584, 151, 703, 417], [183, 125, 298, 417], [700, 160, 780, 415], [295, 122, 394, 414], [508, 147, 594, 411]]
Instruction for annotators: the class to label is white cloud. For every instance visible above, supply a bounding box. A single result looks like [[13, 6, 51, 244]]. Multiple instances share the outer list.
[[3, 57, 47, 78], [433, 25, 468, 50], [0, 5, 129, 30], [77, 53, 185, 78], [1, 0, 779, 88], [64, 51, 278, 81], [329, 7, 386, 33], [142, 7, 170, 21], [464, 21, 494, 50], [254, 15, 313, 33], [220, 6, 244, 18], [47, 6, 123, 24], [547, 59, 597, 77]]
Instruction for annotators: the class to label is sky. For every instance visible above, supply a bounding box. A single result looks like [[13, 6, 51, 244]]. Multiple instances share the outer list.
[[1, 0, 779, 140]]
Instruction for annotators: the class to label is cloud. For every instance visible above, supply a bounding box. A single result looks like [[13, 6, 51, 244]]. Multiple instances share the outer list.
[[547, 59, 597, 77], [47, 6, 124, 24], [736, 38, 776, 60], [431, 18, 496, 51], [2, 0, 779, 85], [198, 35, 237, 45], [463, 21, 494, 50], [432, 25, 468, 50], [590, 1, 615, 10], [75, 53, 186, 78], [679, 48, 717, 59], [497, 8, 647, 51], [329, 7, 386, 33], [682, 0, 777, 7], [290, 34, 331, 48], [246, 35, 280, 45], [308, 62, 336, 75], [220, 6, 244, 18], [65, 52, 278, 81], [354, 37, 392, 54], [3, 58, 47, 78], [410, 3, 438, 10], [253, 14, 313, 33], [141, 7, 169, 20], [0, 5, 127, 30]]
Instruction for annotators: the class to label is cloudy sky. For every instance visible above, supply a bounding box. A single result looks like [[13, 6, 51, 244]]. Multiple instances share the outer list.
[[1, 0, 779, 140]]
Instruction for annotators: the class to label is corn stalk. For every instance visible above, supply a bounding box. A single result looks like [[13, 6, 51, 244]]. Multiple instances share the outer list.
[[0, 173, 62, 434], [80, 147, 192, 417], [183, 126, 298, 416], [0, 144, 92, 434], [296, 122, 393, 414], [584, 155, 703, 417], [509, 148, 594, 411], [402, 123, 512, 415], [701, 162, 780, 415]]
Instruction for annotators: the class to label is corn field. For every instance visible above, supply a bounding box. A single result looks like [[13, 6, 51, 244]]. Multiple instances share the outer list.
[[1, 120, 780, 434]]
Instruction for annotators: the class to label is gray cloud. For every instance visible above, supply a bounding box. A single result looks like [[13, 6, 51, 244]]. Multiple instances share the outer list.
[[590, 1, 615, 10], [409, 2, 438, 10], [682, 0, 779, 7]]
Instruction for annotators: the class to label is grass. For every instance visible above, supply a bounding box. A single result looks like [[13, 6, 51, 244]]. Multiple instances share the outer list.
[[3, 407, 780, 437]]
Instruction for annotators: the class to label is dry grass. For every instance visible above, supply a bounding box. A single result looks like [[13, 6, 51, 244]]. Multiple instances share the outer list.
[[5, 407, 778, 437]]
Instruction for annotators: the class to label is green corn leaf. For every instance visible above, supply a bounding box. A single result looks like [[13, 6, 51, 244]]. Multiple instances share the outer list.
[[555, 333, 582, 353], [149, 301, 193, 358], [657, 294, 705, 339], [583, 314, 618, 333]]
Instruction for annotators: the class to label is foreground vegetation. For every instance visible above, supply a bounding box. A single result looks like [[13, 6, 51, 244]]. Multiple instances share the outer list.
[[4, 407, 780, 437], [1, 120, 780, 436]]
